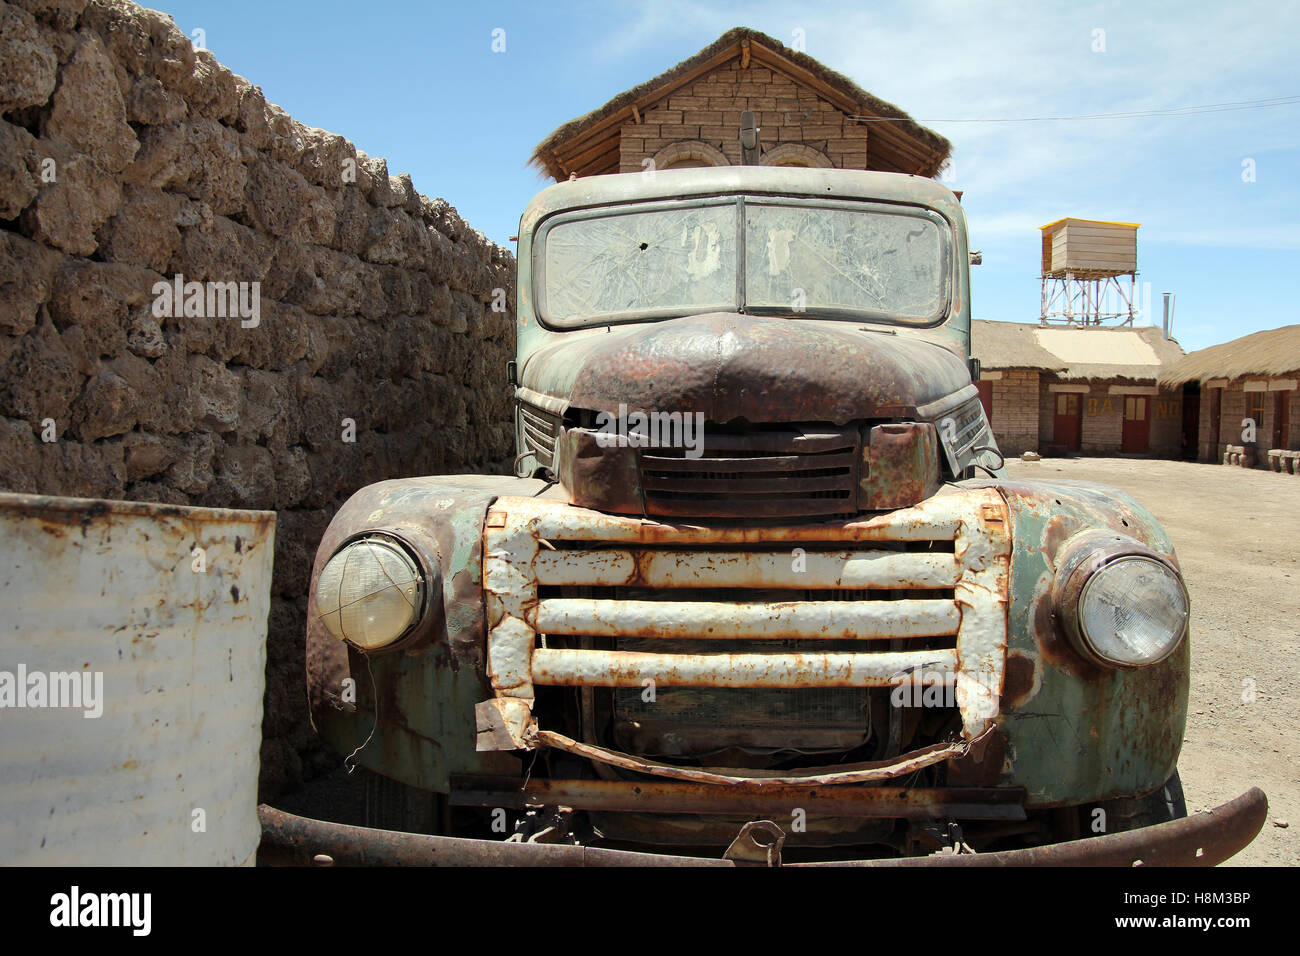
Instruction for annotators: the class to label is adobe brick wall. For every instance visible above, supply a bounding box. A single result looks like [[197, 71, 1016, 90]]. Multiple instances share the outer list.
[[1200, 382, 1300, 464], [987, 369, 1038, 455], [1149, 391, 1182, 456], [1198, 388, 1220, 462], [1037, 378, 1181, 456], [618, 58, 869, 171], [1079, 385, 1123, 452], [982, 371, 1187, 458], [1222, 386, 1248, 458], [0, 0, 515, 798]]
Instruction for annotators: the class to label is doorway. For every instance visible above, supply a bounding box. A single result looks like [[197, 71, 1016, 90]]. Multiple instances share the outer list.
[[1053, 393, 1082, 451], [1181, 384, 1200, 461], [1207, 387, 1222, 461], [1275, 391, 1292, 450], [1122, 395, 1150, 453]]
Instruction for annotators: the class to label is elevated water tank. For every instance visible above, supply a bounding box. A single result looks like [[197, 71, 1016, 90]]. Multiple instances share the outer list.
[[1040, 217, 1138, 278]]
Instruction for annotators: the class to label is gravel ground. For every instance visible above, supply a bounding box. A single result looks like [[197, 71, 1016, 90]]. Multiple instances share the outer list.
[[1006, 456, 1297, 866]]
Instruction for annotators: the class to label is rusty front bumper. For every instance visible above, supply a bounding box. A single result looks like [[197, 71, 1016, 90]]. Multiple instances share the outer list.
[[258, 786, 1266, 867]]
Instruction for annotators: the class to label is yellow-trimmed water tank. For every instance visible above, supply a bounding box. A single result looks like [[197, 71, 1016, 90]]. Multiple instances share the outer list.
[[1040, 217, 1139, 277]]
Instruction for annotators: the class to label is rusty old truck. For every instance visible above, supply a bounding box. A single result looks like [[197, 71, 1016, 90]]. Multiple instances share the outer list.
[[266, 166, 1267, 866]]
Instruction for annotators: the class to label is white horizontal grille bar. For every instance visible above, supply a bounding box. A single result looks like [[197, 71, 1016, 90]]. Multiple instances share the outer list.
[[532, 598, 959, 640], [531, 549, 961, 590], [531, 648, 960, 688], [522, 508, 962, 545]]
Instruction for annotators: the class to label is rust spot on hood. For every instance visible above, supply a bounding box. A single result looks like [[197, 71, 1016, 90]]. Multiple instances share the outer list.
[[524, 312, 971, 425], [1032, 572, 1104, 680], [1002, 653, 1036, 708], [1042, 513, 1083, 570]]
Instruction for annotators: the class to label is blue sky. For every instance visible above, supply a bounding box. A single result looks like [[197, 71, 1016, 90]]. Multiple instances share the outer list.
[[160, 0, 1298, 353]]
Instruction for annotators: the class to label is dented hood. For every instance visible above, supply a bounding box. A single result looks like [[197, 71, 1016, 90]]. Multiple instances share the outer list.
[[520, 313, 972, 424]]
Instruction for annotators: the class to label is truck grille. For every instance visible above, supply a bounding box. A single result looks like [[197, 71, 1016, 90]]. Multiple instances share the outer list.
[[612, 635, 874, 756], [519, 402, 560, 470], [482, 490, 1011, 768], [640, 424, 860, 519]]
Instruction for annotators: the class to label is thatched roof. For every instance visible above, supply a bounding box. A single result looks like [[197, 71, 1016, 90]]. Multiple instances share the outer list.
[[1160, 324, 1300, 387], [971, 320, 1065, 372], [530, 27, 952, 181], [973, 320, 1185, 381]]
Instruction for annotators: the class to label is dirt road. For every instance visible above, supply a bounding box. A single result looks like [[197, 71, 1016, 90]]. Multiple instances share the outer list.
[[1005, 456, 1297, 866]]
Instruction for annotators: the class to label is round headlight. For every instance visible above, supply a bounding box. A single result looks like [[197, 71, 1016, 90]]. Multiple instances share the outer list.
[[1077, 555, 1188, 667], [315, 535, 424, 650]]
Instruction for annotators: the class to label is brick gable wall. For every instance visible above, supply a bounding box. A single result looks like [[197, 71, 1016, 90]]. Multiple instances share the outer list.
[[619, 59, 869, 172]]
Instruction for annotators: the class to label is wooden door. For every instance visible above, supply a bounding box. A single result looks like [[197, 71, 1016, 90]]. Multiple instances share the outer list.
[[1181, 390, 1199, 460], [975, 380, 993, 422], [1275, 391, 1292, 449], [1207, 387, 1222, 459], [1054, 393, 1081, 451], [1122, 395, 1150, 453]]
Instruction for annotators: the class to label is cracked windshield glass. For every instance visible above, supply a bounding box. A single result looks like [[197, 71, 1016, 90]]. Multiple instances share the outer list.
[[744, 202, 947, 323], [541, 199, 947, 327], [542, 203, 738, 325]]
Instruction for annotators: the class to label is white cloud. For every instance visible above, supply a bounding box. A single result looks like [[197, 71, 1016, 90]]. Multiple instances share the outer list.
[[572, 0, 1298, 342], [631, 0, 1300, 255]]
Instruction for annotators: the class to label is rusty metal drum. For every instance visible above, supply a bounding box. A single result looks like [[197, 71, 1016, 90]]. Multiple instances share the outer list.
[[0, 494, 274, 865]]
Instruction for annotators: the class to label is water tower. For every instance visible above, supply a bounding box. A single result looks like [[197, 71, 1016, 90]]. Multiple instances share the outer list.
[[1039, 218, 1139, 325]]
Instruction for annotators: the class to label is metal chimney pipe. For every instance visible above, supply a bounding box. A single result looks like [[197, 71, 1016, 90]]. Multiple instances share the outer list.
[[1162, 292, 1170, 338]]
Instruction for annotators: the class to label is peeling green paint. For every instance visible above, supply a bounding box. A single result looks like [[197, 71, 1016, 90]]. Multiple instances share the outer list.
[[969, 478, 1188, 806]]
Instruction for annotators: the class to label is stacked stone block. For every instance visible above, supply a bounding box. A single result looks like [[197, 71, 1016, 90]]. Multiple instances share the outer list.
[[0, 0, 516, 797]]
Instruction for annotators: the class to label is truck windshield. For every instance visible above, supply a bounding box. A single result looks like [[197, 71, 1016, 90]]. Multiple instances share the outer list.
[[536, 196, 950, 329]]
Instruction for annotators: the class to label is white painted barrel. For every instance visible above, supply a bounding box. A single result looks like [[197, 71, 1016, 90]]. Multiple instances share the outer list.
[[0, 494, 275, 866]]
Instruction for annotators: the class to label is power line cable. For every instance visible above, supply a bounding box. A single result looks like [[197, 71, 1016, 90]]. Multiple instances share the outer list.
[[850, 94, 1300, 124]]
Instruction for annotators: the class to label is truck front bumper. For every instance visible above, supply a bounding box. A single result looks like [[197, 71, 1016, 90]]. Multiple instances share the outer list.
[[258, 786, 1266, 867]]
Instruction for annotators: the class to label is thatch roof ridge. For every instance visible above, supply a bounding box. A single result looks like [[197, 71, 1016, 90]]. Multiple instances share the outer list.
[[971, 319, 1066, 371], [1160, 324, 1300, 387], [973, 320, 1185, 382], [530, 26, 952, 179], [1053, 324, 1185, 381]]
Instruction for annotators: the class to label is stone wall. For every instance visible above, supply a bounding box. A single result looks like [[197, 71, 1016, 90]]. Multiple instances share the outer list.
[[0, 0, 516, 797]]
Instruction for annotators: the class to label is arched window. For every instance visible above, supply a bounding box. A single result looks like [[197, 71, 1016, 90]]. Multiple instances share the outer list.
[[651, 140, 730, 170], [760, 143, 833, 168]]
